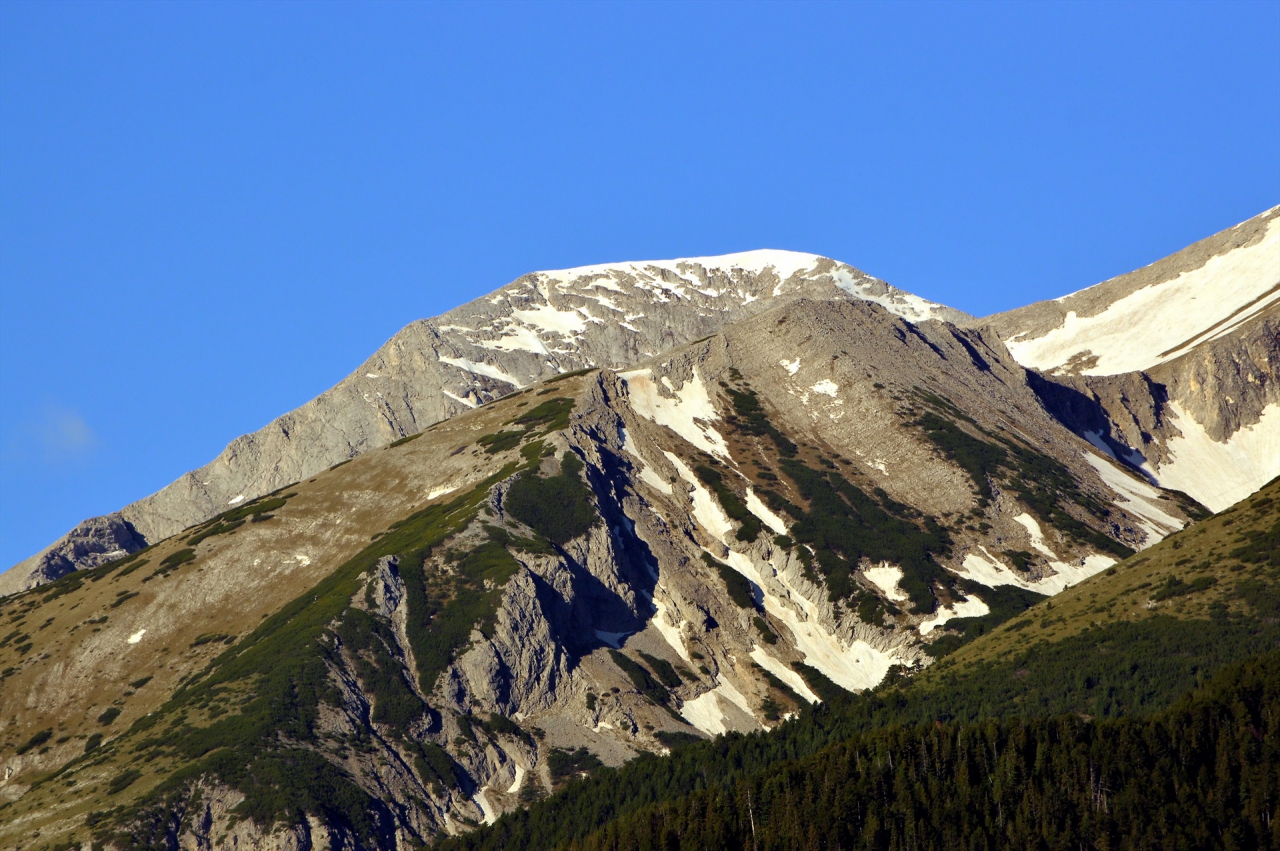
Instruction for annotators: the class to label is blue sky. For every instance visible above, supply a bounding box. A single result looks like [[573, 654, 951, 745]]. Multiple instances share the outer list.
[[1, 1, 1278, 570]]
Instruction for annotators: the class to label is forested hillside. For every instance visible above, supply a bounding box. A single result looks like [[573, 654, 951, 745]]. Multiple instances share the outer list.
[[439, 479, 1280, 851]]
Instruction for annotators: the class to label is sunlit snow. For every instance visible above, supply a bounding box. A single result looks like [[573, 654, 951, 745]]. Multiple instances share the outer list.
[[1004, 215, 1280, 375]]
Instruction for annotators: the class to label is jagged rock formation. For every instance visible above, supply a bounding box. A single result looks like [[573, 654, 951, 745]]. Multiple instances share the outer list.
[[1, 210, 1275, 849], [1, 298, 1199, 849], [2, 251, 966, 596]]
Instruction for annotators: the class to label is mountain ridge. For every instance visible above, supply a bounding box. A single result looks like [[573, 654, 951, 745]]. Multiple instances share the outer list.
[[2, 251, 966, 596]]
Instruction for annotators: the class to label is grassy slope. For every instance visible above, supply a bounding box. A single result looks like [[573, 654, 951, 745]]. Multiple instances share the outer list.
[[437, 478, 1280, 851], [0, 378, 590, 851]]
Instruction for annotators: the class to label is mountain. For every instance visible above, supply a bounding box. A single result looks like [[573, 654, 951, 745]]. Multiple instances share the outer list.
[[2, 211, 1276, 850], [2, 251, 967, 597], [440, 477, 1280, 851], [975, 205, 1280, 512], [0, 294, 1202, 849]]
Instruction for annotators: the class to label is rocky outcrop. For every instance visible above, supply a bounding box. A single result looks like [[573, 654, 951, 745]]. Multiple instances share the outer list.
[[0, 513, 146, 595]]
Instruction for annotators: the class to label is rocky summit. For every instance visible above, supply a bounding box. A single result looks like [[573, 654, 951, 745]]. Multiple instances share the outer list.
[[1, 208, 1277, 850]]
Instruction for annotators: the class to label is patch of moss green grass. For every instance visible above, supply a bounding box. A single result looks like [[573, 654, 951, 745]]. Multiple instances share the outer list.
[[184, 494, 296, 547], [389, 431, 424, 447], [776, 457, 952, 613], [693, 463, 762, 542], [504, 452, 597, 545], [721, 384, 797, 456], [608, 650, 673, 709], [477, 396, 576, 454], [701, 552, 756, 610], [910, 390, 1133, 559], [546, 367, 597, 383], [635, 651, 683, 689], [84, 458, 544, 847]]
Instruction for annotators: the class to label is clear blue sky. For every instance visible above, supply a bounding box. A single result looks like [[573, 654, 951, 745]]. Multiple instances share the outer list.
[[2, 1, 1278, 570]]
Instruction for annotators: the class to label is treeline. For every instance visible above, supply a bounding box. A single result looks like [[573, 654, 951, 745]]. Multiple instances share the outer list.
[[567, 650, 1279, 851], [435, 608, 1280, 851]]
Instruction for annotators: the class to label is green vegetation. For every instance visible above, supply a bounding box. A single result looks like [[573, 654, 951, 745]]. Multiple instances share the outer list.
[[478, 397, 577, 455], [701, 552, 756, 610], [16, 728, 52, 755], [693, 463, 761, 542], [144, 548, 196, 581], [774, 458, 951, 612], [97, 707, 121, 725], [436, 487, 1280, 851], [505, 452, 597, 545], [512, 396, 575, 431], [636, 651, 683, 689], [477, 430, 525, 454], [389, 432, 424, 447], [923, 582, 1046, 658], [548, 747, 604, 784], [561, 652, 1279, 850], [105, 769, 142, 796], [609, 650, 672, 708], [911, 396, 1133, 559], [722, 384, 796, 456], [752, 616, 777, 644], [84, 733, 103, 753], [546, 367, 596, 383], [85, 459, 539, 847], [184, 495, 295, 547]]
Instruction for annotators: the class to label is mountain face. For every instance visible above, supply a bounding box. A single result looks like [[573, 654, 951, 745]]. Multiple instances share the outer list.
[[2, 251, 967, 597], [2, 211, 1276, 850], [975, 205, 1280, 512], [0, 296, 1201, 849]]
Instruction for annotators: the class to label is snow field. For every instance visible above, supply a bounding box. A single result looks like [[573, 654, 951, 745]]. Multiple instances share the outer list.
[[1005, 216, 1280, 375], [621, 368, 730, 459], [1080, 453, 1183, 545], [1153, 402, 1280, 513]]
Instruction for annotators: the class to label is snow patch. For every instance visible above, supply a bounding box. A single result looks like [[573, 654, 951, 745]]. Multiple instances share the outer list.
[[506, 764, 526, 794], [1004, 217, 1280, 375], [439, 356, 524, 387], [957, 546, 1115, 595], [680, 677, 756, 736], [780, 358, 801, 375], [1153, 402, 1280, 512], [1082, 453, 1183, 545], [474, 789, 497, 825], [919, 594, 989, 635], [227, 494, 245, 506], [810, 379, 839, 397], [442, 389, 478, 409], [622, 368, 729, 459], [295, 554, 311, 567], [427, 484, 458, 500], [726, 549, 899, 692], [620, 426, 674, 495], [666, 453, 735, 542], [1012, 514, 1058, 558], [649, 591, 692, 662], [745, 488, 788, 535], [749, 647, 819, 703], [862, 564, 908, 603], [594, 630, 630, 648], [127, 629, 146, 645]]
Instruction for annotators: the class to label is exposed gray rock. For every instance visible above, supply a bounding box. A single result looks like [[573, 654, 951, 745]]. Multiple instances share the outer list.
[[5, 252, 968, 593], [0, 513, 145, 596]]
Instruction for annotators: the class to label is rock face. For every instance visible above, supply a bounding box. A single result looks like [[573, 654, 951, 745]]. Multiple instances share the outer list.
[[2, 251, 967, 596], [6, 514, 146, 591], [976, 206, 1280, 512], [1, 298, 1201, 849]]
